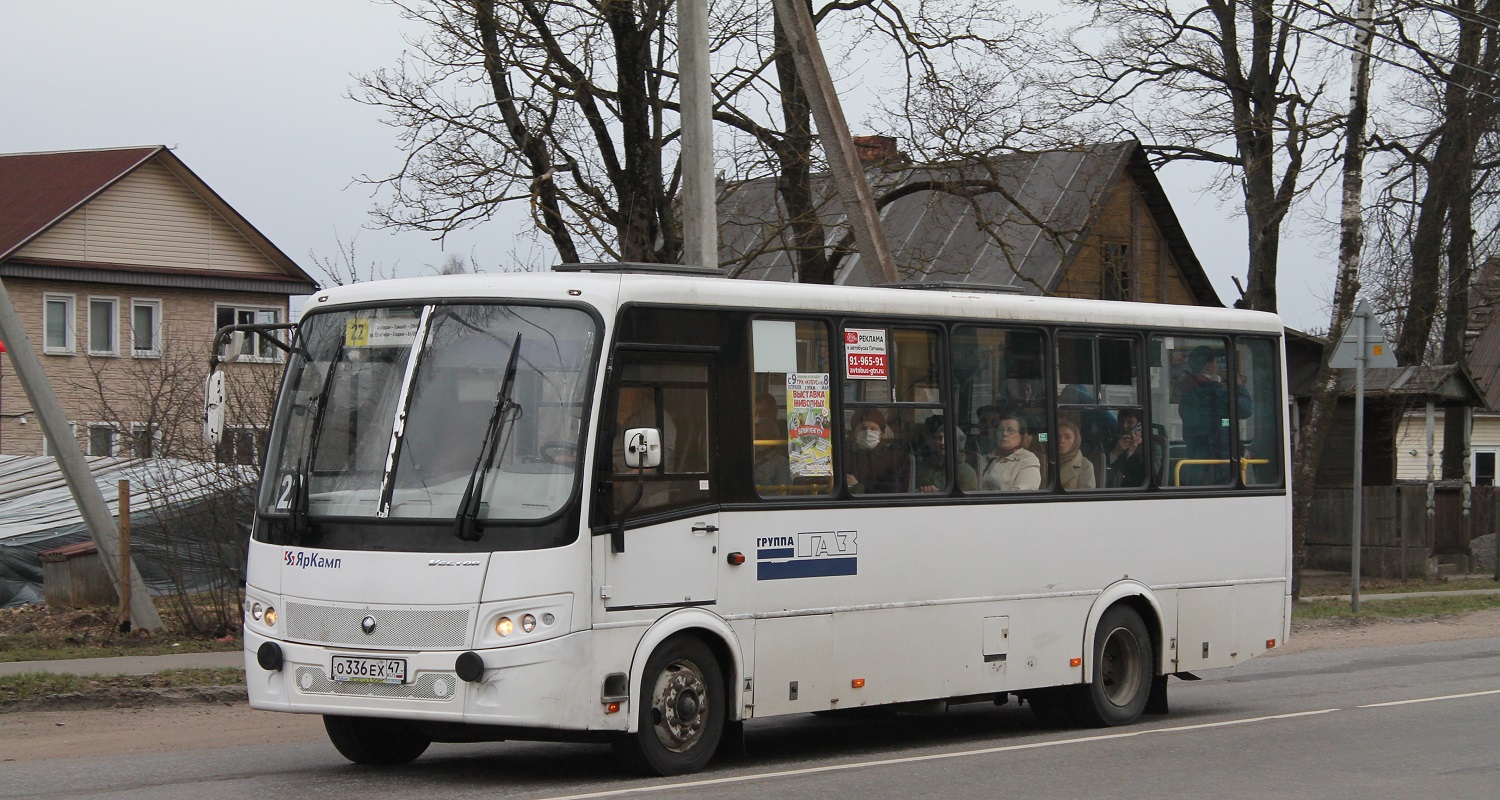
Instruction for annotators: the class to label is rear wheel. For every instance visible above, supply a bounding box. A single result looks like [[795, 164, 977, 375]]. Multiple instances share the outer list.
[[614, 637, 725, 776], [1073, 605, 1153, 727], [323, 715, 431, 765]]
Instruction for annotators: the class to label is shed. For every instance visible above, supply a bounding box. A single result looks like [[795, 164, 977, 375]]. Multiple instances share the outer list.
[[39, 540, 114, 608]]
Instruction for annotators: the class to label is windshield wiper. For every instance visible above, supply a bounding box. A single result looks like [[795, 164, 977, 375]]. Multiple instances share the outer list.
[[456, 333, 523, 541], [291, 343, 343, 536]]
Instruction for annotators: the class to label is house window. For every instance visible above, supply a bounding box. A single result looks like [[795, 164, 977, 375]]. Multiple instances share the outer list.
[[215, 425, 267, 466], [87, 424, 118, 456], [216, 305, 281, 361], [1101, 242, 1132, 302], [41, 421, 79, 456], [129, 422, 162, 457], [43, 294, 74, 354], [1475, 449, 1498, 486], [132, 300, 162, 357], [88, 297, 119, 355]]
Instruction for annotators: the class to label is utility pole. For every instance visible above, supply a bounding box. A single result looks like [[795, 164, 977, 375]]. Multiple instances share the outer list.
[[768, 0, 899, 284], [0, 278, 163, 630], [678, 0, 717, 269]]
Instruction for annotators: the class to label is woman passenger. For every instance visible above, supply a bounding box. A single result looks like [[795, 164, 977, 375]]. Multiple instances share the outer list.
[[1056, 417, 1096, 490], [979, 414, 1041, 491]]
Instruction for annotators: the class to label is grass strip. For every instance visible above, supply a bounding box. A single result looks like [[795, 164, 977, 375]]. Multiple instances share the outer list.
[[1294, 592, 1500, 620], [0, 667, 244, 704]]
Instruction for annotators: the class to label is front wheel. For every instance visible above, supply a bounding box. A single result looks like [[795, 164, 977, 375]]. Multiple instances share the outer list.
[[614, 636, 725, 776], [1072, 605, 1153, 727], [323, 715, 431, 765]]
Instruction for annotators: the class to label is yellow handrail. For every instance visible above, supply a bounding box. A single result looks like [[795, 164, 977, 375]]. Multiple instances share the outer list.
[[1173, 458, 1271, 486]]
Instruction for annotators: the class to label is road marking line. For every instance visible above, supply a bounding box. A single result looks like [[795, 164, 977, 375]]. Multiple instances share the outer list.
[[535, 709, 1340, 800], [1359, 688, 1500, 708]]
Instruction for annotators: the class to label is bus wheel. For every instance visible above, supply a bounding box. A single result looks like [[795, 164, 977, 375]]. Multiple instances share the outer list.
[[323, 715, 431, 765], [614, 637, 725, 776], [1074, 605, 1153, 727]]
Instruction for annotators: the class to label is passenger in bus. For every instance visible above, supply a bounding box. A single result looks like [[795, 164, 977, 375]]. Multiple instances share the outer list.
[[915, 415, 977, 493], [753, 392, 791, 488], [1056, 418, 1096, 490], [845, 408, 909, 494], [966, 405, 1004, 461], [979, 414, 1041, 491], [1108, 410, 1146, 488], [1177, 346, 1252, 484]]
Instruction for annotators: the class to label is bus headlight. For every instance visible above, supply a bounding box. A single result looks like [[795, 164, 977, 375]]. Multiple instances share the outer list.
[[521, 614, 536, 633], [263, 607, 277, 627], [496, 617, 514, 637], [251, 603, 264, 621]]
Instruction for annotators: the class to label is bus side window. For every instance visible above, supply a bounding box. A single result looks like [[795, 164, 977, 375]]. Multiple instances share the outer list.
[[1238, 337, 1282, 486], [749, 319, 834, 498]]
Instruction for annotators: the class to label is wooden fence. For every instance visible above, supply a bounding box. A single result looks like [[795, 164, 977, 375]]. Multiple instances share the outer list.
[[1305, 484, 1499, 577]]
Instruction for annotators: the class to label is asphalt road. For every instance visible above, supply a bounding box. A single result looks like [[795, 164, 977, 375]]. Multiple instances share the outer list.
[[3, 636, 1498, 800]]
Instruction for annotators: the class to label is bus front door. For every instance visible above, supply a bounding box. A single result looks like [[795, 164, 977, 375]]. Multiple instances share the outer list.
[[598, 353, 719, 611]]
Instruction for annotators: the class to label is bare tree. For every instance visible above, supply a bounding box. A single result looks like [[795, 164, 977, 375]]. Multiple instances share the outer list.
[[71, 327, 283, 635], [1045, 0, 1344, 312], [357, 0, 1029, 280]]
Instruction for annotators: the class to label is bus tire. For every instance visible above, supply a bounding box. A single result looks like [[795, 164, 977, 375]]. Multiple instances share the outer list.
[[1073, 605, 1153, 727], [323, 715, 431, 765], [614, 636, 725, 776]]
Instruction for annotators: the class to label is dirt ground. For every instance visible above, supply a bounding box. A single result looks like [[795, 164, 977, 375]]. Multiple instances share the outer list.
[[4, 609, 1500, 764]]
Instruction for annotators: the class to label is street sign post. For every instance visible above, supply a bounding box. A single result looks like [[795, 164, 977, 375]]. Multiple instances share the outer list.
[[1330, 300, 1395, 612]]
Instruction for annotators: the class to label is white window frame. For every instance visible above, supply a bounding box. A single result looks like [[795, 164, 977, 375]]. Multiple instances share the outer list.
[[1473, 447, 1499, 487], [87, 296, 120, 356], [86, 423, 120, 457], [41, 421, 79, 456], [215, 304, 283, 363], [42, 293, 75, 354], [131, 299, 163, 358]]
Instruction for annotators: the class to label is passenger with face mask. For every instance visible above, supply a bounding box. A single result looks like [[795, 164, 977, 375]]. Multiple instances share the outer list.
[[845, 408, 908, 494]]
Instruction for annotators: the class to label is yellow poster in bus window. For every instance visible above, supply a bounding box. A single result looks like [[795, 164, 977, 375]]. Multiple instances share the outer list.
[[786, 372, 831, 478]]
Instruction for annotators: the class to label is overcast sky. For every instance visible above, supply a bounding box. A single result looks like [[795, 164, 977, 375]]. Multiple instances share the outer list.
[[0, 1, 1336, 331]]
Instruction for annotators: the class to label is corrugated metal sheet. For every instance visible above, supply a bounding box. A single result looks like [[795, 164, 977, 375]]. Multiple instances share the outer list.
[[0, 455, 252, 545]]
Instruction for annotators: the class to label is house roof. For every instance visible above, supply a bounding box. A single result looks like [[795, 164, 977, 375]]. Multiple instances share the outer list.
[[717, 140, 1221, 306], [0, 146, 317, 290]]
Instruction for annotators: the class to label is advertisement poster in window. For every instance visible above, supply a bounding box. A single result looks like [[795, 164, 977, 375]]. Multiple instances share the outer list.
[[786, 373, 832, 477], [844, 328, 888, 380]]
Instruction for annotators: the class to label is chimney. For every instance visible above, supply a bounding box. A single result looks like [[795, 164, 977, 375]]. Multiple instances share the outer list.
[[853, 135, 900, 166]]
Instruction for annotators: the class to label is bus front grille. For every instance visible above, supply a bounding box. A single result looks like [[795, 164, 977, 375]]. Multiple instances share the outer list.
[[293, 666, 458, 701], [285, 602, 471, 649]]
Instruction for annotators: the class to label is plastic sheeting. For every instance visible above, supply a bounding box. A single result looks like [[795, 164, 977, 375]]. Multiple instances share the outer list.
[[0, 456, 255, 607]]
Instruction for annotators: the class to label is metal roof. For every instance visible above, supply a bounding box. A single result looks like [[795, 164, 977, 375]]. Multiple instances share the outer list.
[[0, 456, 252, 546], [716, 141, 1221, 306]]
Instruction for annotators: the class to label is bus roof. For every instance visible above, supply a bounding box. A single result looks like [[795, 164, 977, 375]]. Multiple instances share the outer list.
[[301, 271, 1284, 335]]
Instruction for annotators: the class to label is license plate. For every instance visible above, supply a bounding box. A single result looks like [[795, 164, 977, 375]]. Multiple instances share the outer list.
[[331, 655, 407, 684]]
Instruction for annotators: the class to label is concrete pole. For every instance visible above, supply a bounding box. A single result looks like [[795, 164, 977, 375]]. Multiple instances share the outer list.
[[0, 278, 163, 630], [678, 0, 717, 269], [768, 0, 899, 284]]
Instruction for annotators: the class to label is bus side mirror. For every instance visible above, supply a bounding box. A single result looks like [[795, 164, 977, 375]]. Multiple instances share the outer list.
[[204, 370, 227, 446], [623, 427, 662, 470]]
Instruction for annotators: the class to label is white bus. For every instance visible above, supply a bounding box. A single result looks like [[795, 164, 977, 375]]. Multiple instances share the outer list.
[[232, 265, 1291, 776]]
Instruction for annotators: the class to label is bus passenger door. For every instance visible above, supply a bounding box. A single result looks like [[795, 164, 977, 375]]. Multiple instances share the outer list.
[[596, 353, 720, 610]]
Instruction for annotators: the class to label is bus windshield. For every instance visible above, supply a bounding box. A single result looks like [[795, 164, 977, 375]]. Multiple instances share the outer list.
[[259, 303, 597, 537]]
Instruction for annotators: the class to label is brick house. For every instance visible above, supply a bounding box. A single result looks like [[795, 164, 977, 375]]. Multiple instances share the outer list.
[[719, 138, 1222, 307], [0, 146, 319, 461]]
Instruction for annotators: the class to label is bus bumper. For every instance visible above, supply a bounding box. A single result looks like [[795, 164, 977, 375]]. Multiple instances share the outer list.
[[244, 627, 627, 733]]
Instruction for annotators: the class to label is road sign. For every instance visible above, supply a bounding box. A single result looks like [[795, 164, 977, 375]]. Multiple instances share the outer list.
[[1330, 299, 1398, 368]]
